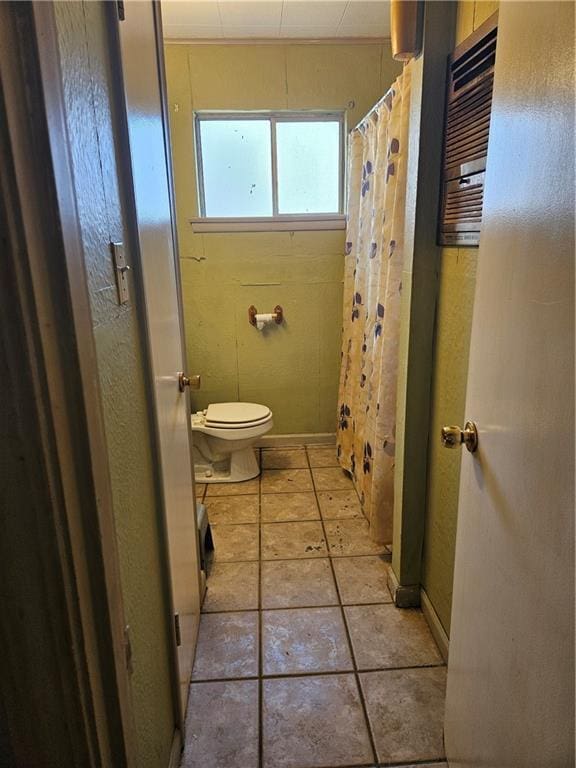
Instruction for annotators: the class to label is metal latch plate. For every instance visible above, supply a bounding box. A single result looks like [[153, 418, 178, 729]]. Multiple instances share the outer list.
[[111, 241, 130, 305]]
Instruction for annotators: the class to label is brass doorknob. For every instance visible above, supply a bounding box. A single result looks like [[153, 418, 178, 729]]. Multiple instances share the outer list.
[[178, 372, 201, 392], [441, 421, 478, 453]]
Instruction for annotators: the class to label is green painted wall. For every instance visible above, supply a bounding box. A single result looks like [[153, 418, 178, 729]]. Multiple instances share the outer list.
[[55, 3, 175, 765], [421, 247, 477, 633], [165, 42, 402, 433], [420, 0, 498, 635]]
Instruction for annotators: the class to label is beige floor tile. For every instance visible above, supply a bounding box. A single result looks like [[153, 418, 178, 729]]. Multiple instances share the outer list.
[[262, 674, 374, 768], [205, 477, 260, 497], [360, 668, 447, 764], [262, 607, 352, 675], [261, 521, 327, 560], [182, 679, 258, 768], [205, 495, 259, 525], [210, 523, 259, 562], [261, 448, 308, 469], [306, 445, 339, 467], [195, 483, 206, 499], [203, 562, 259, 613], [324, 519, 387, 557], [261, 468, 313, 493], [332, 556, 392, 604], [345, 604, 443, 669], [260, 492, 319, 522], [312, 466, 354, 491], [191, 612, 258, 680], [261, 558, 338, 609], [317, 489, 363, 519]]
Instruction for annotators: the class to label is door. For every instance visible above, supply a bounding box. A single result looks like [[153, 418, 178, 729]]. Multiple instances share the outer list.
[[444, 3, 574, 766], [116, 1, 202, 716]]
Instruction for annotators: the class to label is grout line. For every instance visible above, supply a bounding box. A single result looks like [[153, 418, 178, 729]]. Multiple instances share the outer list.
[[287, 763, 374, 768], [209, 518, 259, 524], [305, 448, 380, 768], [205, 481, 355, 498], [211, 551, 388, 564], [209, 514, 366, 527], [257, 448, 264, 768], [202, 599, 397, 615], [378, 760, 447, 768], [190, 662, 448, 686], [262, 465, 341, 471]]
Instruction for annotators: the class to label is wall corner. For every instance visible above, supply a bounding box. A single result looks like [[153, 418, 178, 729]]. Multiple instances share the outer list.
[[392, 0, 457, 589]]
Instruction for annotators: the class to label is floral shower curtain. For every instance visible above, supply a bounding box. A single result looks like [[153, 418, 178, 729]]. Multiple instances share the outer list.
[[337, 63, 412, 544]]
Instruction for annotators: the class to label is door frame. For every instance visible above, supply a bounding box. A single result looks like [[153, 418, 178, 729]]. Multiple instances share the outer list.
[[1, 1, 190, 764], [0, 2, 137, 764], [107, 0, 196, 737], [112, 0, 203, 728], [152, 0, 205, 681]]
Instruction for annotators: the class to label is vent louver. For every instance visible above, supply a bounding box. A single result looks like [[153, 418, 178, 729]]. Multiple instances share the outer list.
[[438, 12, 498, 246]]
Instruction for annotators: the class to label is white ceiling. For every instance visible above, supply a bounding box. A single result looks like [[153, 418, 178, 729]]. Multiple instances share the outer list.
[[161, 1, 391, 40]]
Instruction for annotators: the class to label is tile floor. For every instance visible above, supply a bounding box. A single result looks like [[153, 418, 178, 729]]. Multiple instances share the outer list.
[[182, 445, 447, 768]]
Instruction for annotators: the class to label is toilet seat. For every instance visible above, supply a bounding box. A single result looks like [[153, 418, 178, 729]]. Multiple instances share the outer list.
[[205, 402, 272, 429], [192, 402, 273, 440]]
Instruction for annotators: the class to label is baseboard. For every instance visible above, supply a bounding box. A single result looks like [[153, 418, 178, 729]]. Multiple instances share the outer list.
[[387, 567, 421, 608], [420, 588, 450, 663], [256, 432, 336, 448], [168, 728, 182, 768]]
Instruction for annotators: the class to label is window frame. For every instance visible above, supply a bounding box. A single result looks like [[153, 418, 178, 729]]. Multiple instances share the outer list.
[[191, 110, 346, 232]]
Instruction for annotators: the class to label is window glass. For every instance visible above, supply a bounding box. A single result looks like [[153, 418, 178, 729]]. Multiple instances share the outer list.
[[199, 119, 273, 217], [276, 121, 341, 214], [196, 114, 343, 218]]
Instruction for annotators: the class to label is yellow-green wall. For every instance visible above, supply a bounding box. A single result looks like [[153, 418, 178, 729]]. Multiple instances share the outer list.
[[421, 0, 498, 635], [165, 42, 402, 433], [55, 3, 175, 764]]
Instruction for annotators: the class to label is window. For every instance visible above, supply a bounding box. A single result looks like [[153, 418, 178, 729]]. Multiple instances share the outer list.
[[192, 112, 345, 232]]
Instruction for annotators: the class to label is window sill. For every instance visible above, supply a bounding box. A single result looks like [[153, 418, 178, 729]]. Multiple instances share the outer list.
[[190, 215, 346, 233]]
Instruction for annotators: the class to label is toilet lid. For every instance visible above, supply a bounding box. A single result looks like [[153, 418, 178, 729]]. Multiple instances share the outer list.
[[205, 402, 271, 426]]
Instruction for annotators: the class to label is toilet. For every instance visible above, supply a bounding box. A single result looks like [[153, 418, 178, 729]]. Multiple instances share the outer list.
[[191, 402, 273, 483]]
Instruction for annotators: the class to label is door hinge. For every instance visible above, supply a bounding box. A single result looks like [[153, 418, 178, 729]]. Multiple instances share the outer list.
[[174, 613, 181, 647], [123, 624, 133, 673], [117, 1, 125, 21]]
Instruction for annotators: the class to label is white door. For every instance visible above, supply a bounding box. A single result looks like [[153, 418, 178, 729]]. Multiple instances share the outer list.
[[117, 1, 202, 714], [444, 3, 574, 766]]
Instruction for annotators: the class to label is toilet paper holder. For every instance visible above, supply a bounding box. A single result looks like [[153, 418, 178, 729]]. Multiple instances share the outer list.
[[248, 304, 284, 327]]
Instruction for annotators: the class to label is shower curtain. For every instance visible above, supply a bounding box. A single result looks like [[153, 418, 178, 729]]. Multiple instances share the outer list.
[[337, 63, 412, 544]]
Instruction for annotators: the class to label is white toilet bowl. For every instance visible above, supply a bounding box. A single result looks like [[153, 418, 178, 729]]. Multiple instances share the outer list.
[[191, 402, 273, 483]]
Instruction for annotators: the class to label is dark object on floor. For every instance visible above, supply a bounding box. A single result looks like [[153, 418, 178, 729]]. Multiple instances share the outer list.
[[197, 502, 214, 572]]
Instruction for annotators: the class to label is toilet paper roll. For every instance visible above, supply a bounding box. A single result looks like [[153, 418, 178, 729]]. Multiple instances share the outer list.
[[255, 313, 276, 330]]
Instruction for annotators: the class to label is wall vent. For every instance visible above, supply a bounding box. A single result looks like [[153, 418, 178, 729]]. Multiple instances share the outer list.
[[438, 12, 498, 246]]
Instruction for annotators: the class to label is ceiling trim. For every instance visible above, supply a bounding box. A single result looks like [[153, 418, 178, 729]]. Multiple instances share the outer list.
[[164, 36, 391, 45]]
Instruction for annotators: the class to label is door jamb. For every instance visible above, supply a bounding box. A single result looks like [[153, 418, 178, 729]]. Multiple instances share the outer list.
[[111, 0, 204, 735], [105, 0, 188, 736]]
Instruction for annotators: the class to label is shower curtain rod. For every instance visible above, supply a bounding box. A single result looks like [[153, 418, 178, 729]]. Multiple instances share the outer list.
[[351, 82, 395, 133]]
